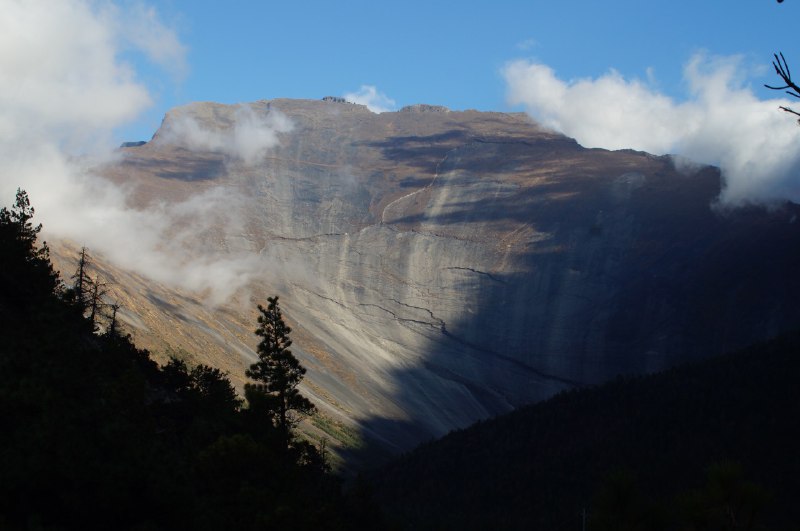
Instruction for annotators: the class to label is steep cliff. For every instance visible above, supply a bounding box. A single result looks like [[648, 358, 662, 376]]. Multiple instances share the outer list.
[[52, 98, 800, 462]]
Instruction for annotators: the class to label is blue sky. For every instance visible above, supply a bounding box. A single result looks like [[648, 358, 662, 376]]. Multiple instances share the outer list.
[[125, 0, 799, 142]]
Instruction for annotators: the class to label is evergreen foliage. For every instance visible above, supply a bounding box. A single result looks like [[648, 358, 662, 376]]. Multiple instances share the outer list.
[[0, 189, 60, 317], [0, 190, 380, 529], [245, 296, 315, 444]]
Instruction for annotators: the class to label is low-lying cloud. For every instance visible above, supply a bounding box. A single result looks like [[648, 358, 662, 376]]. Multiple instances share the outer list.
[[159, 104, 293, 164], [0, 0, 279, 304], [504, 54, 800, 205], [344, 85, 397, 113]]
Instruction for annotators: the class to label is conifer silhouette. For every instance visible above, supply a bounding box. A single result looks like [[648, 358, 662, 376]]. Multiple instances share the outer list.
[[245, 296, 315, 445]]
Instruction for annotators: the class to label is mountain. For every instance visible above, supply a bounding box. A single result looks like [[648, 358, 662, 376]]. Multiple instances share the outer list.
[[49, 98, 800, 465]]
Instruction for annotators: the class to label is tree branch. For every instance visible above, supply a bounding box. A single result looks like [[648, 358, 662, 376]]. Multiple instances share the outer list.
[[765, 52, 800, 120]]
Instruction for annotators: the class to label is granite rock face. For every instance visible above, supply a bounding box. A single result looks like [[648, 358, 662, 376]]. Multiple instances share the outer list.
[[61, 99, 800, 459]]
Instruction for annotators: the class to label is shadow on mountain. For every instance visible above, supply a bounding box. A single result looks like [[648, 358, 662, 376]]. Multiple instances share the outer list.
[[146, 293, 189, 322], [397, 176, 434, 188], [363, 129, 582, 177], [120, 149, 226, 181], [342, 156, 800, 474]]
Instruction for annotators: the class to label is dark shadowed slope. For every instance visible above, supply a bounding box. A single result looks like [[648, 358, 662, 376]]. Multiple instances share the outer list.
[[370, 331, 800, 530]]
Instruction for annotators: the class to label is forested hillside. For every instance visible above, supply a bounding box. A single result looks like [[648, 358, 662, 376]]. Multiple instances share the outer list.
[[371, 328, 800, 530], [0, 190, 383, 530]]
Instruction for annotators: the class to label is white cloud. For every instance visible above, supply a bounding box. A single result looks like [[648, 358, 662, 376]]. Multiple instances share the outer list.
[[0, 1, 270, 304], [112, 1, 189, 81], [0, 0, 153, 151], [160, 104, 293, 164], [344, 85, 396, 113], [504, 53, 800, 205]]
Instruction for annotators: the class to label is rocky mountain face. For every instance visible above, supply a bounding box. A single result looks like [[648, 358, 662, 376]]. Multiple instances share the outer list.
[[51, 98, 800, 464]]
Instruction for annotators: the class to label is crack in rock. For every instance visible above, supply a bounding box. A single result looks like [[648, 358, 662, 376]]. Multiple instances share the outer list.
[[358, 303, 444, 332], [270, 232, 346, 242], [445, 266, 507, 284], [386, 298, 445, 328]]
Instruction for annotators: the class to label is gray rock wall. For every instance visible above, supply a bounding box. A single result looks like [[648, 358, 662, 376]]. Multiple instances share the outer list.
[[94, 99, 800, 459]]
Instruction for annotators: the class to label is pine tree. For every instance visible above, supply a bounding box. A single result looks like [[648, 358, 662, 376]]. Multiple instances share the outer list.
[[0, 189, 41, 252], [0, 189, 60, 315], [245, 296, 315, 445]]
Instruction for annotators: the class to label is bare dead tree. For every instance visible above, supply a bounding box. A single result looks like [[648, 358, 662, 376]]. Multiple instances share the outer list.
[[88, 276, 109, 328], [71, 247, 95, 312], [106, 303, 122, 337], [69, 247, 121, 333], [765, 52, 800, 121], [766, 1, 800, 119]]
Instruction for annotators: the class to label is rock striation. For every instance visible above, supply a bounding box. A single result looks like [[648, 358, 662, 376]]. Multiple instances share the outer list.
[[55, 99, 800, 463]]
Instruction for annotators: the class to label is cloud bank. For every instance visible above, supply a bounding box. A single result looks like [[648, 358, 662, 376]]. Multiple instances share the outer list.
[[344, 85, 397, 113], [0, 0, 279, 304], [504, 54, 800, 205], [0, 0, 158, 151]]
